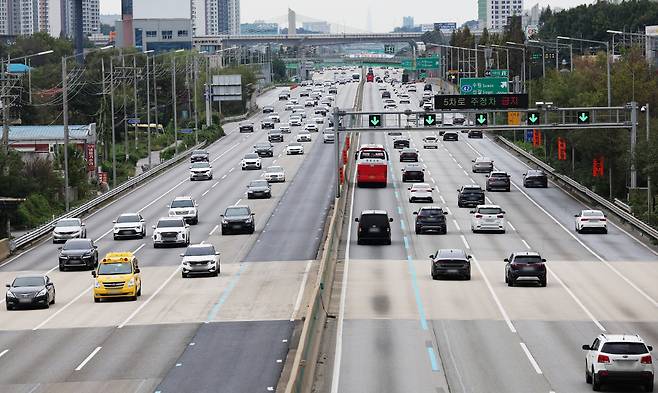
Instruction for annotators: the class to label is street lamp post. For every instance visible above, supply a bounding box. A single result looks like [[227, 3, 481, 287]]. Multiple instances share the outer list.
[[172, 49, 185, 155], [558, 36, 611, 106], [143, 50, 154, 170], [607, 30, 658, 60]]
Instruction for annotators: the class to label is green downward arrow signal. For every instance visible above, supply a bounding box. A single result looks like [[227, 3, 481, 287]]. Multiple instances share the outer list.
[[477, 115, 486, 125], [370, 116, 380, 126], [579, 113, 589, 122], [425, 116, 435, 125], [528, 114, 538, 124]]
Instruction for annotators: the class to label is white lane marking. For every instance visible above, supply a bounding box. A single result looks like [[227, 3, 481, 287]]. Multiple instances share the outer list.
[[471, 256, 516, 333], [0, 251, 27, 269], [0, 349, 8, 359], [202, 189, 210, 197], [33, 286, 91, 330], [440, 195, 446, 204], [460, 235, 470, 249], [521, 240, 531, 249], [209, 225, 219, 236], [444, 207, 451, 215], [547, 266, 606, 331], [331, 144, 359, 393], [485, 196, 493, 204], [132, 244, 145, 254], [229, 167, 235, 173], [462, 170, 468, 176], [507, 222, 516, 231], [457, 163, 463, 169], [234, 199, 242, 206], [75, 346, 102, 371], [519, 343, 543, 374], [291, 261, 313, 320], [452, 219, 461, 232], [512, 182, 658, 308], [118, 266, 181, 328]]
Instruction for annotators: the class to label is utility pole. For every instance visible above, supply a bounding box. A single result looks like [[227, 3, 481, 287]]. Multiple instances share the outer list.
[[27, 59, 32, 104], [630, 101, 638, 189], [110, 58, 117, 187], [133, 56, 138, 149], [153, 56, 159, 150], [205, 56, 212, 127], [186, 57, 192, 127], [62, 57, 70, 211], [193, 56, 199, 145], [2, 59, 8, 153], [646, 103, 651, 223], [172, 56, 178, 155], [146, 54, 152, 170], [122, 56, 128, 160]]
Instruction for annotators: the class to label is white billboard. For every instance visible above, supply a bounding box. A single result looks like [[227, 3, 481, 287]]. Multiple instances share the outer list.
[[211, 75, 242, 102]]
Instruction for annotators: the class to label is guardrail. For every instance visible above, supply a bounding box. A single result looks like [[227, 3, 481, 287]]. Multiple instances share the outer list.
[[498, 135, 658, 242], [284, 78, 364, 393], [614, 198, 633, 214], [11, 141, 205, 252]]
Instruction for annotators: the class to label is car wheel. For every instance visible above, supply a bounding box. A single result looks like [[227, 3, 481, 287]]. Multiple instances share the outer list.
[[50, 294, 55, 304], [182, 272, 188, 278], [415, 228, 421, 235], [137, 285, 142, 296], [592, 370, 601, 391], [130, 295, 138, 301], [113, 235, 118, 240], [141, 230, 146, 238], [357, 238, 363, 245], [585, 363, 592, 383], [507, 276, 514, 287], [602, 228, 608, 234], [247, 194, 252, 199], [212, 269, 219, 277], [506, 187, 510, 192], [44, 301, 50, 309], [645, 380, 653, 392], [575, 226, 580, 233], [59, 264, 65, 272], [6, 304, 11, 311], [486, 187, 491, 192], [540, 278, 547, 287], [193, 216, 199, 225], [431, 272, 439, 280], [249, 227, 255, 234]]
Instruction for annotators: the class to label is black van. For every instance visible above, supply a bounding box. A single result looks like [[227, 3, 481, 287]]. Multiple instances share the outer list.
[[355, 210, 393, 245], [424, 83, 433, 91]]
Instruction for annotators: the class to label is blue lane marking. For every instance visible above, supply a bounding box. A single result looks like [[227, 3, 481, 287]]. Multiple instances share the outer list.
[[400, 219, 406, 231], [427, 347, 440, 371], [394, 190, 399, 200], [406, 255, 428, 330], [206, 262, 247, 321], [403, 236, 410, 250], [397, 206, 403, 215]]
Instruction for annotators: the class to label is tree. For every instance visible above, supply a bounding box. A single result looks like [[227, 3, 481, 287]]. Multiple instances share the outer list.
[[272, 57, 287, 82]]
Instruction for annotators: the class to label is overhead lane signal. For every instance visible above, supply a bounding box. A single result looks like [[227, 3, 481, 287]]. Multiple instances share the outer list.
[[423, 114, 436, 127], [577, 111, 590, 124], [476, 113, 488, 126], [527, 111, 540, 125], [369, 114, 382, 127]]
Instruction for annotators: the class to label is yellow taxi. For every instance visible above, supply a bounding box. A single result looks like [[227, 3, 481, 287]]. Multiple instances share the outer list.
[[92, 252, 142, 302]]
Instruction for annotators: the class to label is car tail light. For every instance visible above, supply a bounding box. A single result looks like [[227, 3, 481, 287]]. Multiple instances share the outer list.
[[641, 355, 652, 364], [497, 215, 504, 218], [600, 218, 606, 221], [597, 354, 610, 363], [475, 214, 482, 218], [411, 189, 417, 192]]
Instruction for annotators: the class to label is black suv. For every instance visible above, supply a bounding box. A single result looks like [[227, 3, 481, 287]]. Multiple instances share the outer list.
[[468, 130, 483, 139], [486, 171, 511, 192], [268, 130, 284, 143], [402, 164, 425, 182], [381, 91, 391, 99], [355, 210, 393, 245], [393, 138, 410, 149], [457, 185, 485, 208], [414, 207, 447, 234], [399, 148, 419, 162], [239, 122, 254, 133], [443, 131, 458, 141], [505, 252, 547, 287], [430, 249, 471, 280], [247, 179, 272, 199], [190, 150, 209, 163], [523, 170, 548, 188], [261, 119, 275, 129], [221, 205, 255, 235], [253, 143, 274, 157], [58, 238, 98, 271], [262, 106, 274, 113]]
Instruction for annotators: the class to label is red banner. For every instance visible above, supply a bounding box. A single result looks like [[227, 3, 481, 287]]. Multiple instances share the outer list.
[[99, 172, 108, 184], [592, 156, 604, 177], [85, 144, 96, 172], [557, 137, 567, 161], [532, 129, 542, 148]]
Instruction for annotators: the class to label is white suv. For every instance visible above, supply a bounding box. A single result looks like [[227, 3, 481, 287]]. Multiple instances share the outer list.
[[180, 244, 220, 277], [575, 209, 608, 234], [152, 217, 190, 248], [168, 196, 199, 224], [470, 205, 506, 233], [423, 136, 438, 149], [583, 334, 654, 392], [241, 153, 262, 170], [408, 183, 434, 203]]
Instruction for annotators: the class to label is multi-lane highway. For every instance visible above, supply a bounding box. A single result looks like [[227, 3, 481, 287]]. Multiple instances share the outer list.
[[326, 69, 657, 393], [0, 75, 358, 392]]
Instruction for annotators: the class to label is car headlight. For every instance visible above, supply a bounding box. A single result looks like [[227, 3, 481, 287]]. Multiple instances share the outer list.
[[246, 217, 253, 223], [94, 280, 101, 288], [37, 288, 48, 297], [178, 232, 186, 239], [127, 278, 135, 287], [82, 252, 92, 258], [221, 219, 228, 225], [6, 290, 16, 298]]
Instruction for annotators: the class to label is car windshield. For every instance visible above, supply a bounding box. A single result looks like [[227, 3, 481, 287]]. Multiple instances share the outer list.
[[97, 262, 132, 275], [527, 171, 544, 177], [116, 214, 139, 223], [171, 199, 194, 208], [583, 211, 604, 217], [476, 158, 491, 163], [13, 276, 45, 287], [419, 209, 443, 217], [244, 153, 259, 159], [361, 214, 389, 226], [601, 342, 648, 355], [249, 180, 269, 188], [267, 166, 283, 173], [192, 150, 206, 155], [56, 219, 80, 227], [226, 207, 250, 217], [413, 184, 431, 190], [478, 207, 502, 215], [462, 188, 482, 194], [191, 163, 209, 168], [255, 143, 271, 148], [491, 173, 507, 178], [402, 149, 416, 154], [63, 239, 92, 250], [360, 150, 386, 159], [514, 255, 543, 264], [157, 219, 183, 228], [290, 143, 302, 147], [185, 246, 215, 256]]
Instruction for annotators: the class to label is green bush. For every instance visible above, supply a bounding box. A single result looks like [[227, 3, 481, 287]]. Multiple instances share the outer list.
[[18, 194, 59, 228]]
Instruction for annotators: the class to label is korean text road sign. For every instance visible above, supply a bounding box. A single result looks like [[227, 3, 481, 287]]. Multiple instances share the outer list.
[[434, 94, 528, 110], [484, 69, 509, 77], [507, 111, 521, 126], [459, 77, 508, 95]]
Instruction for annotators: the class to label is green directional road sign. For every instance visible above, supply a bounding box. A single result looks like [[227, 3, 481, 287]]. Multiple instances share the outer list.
[[401, 56, 441, 70], [369, 114, 382, 127], [285, 62, 298, 70], [577, 111, 590, 124], [423, 114, 436, 127], [475, 113, 488, 126], [459, 77, 508, 95], [527, 111, 540, 125]]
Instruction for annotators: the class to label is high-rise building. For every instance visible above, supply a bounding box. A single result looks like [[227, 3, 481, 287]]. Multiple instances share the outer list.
[[402, 16, 414, 29], [480, 0, 523, 31], [205, 0, 240, 35], [288, 8, 295, 36], [0, 0, 50, 36], [191, 0, 206, 37], [63, 0, 100, 38], [40, 0, 99, 38]]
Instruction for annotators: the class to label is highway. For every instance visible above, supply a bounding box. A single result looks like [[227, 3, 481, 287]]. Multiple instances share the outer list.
[[327, 70, 658, 393], [0, 76, 358, 392]]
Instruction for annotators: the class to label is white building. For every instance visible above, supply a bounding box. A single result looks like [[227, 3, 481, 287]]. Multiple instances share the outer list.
[[204, 0, 240, 35], [479, 0, 524, 31], [0, 0, 50, 36]]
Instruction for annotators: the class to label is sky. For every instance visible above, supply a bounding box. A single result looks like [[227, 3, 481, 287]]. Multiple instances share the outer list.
[[101, 0, 596, 33]]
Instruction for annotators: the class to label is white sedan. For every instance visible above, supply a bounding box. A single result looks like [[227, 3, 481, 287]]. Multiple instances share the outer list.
[[470, 205, 506, 233], [423, 136, 438, 149], [269, 114, 281, 123], [264, 165, 286, 182], [286, 142, 305, 155], [408, 183, 434, 203], [304, 123, 319, 132], [279, 124, 291, 133], [297, 131, 312, 142], [313, 116, 325, 124], [574, 209, 608, 234]]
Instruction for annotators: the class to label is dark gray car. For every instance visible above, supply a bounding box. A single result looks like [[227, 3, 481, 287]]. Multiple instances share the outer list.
[[58, 238, 98, 271], [6, 274, 55, 310], [221, 206, 255, 235], [430, 249, 471, 280], [247, 179, 272, 199], [254, 142, 274, 157]]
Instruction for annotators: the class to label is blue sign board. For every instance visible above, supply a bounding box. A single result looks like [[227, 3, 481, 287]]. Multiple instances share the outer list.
[[180, 128, 194, 134], [127, 118, 140, 125], [525, 129, 533, 142]]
